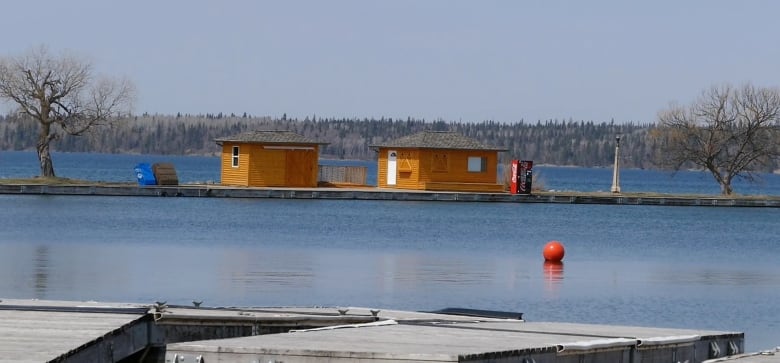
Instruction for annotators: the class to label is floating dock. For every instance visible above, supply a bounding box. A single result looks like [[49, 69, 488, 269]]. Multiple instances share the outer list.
[[702, 348, 780, 363], [0, 299, 746, 363], [1, 183, 779, 207], [165, 318, 743, 363], [0, 299, 149, 363]]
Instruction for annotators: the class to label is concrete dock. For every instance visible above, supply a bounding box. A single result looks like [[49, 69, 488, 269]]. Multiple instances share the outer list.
[[0, 299, 746, 363], [1, 183, 779, 207]]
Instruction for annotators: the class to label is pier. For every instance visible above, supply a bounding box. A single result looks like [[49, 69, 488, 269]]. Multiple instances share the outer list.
[[1, 183, 779, 207], [0, 299, 747, 363]]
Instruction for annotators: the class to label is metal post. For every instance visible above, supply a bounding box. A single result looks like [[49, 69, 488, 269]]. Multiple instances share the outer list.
[[611, 135, 621, 193]]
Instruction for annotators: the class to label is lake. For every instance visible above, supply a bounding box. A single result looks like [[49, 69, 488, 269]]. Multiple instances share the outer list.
[[1, 151, 779, 352]]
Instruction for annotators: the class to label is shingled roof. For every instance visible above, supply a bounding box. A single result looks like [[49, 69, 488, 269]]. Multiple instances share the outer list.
[[370, 131, 507, 151], [215, 130, 327, 145]]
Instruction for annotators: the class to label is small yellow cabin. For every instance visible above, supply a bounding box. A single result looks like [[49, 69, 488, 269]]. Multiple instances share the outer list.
[[215, 130, 325, 188], [370, 131, 507, 192]]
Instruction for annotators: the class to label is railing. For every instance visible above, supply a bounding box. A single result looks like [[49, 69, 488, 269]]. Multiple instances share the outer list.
[[318, 165, 368, 186]]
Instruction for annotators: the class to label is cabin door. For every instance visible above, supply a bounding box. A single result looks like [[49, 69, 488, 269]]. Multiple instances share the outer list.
[[286, 149, 315, 187], [387, 150, 397, 185]]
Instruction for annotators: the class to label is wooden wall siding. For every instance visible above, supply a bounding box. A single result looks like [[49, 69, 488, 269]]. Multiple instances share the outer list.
[[248, 147, 286, 187], [376, 150, 387, 187], [285, 149, 318, 187], [220, 143, 249, 186], [376, 148, 422, 189], [423, 149, 498, 184], [221, 143, 319, 187], [376, 147, 500, 191], [376, 148, 396, 187], [396, 149, 422, 189]]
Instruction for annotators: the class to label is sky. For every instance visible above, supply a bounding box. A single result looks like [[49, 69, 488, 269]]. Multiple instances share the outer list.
[[2, 0, 779, 124]]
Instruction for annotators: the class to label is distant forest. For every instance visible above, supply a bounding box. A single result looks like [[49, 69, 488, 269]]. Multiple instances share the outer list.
[[1, 113, 777, 171]]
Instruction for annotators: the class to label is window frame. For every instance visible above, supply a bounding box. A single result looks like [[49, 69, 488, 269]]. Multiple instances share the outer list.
[[231, 146, 240, 168], [467, 156, 487, 173]]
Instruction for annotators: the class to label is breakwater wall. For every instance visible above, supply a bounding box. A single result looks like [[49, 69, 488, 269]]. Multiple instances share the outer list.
[[1, 183, 779, 207]]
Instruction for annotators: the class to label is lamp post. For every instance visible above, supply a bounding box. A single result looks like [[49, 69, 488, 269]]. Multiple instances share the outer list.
[[611, 135, 621, 193]]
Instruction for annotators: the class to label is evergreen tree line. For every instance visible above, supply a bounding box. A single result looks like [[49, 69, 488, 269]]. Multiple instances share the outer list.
[[1, 113, 777, 171]]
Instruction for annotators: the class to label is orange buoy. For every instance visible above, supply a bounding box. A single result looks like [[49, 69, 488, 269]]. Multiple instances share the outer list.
[[543, 241, 565, 262]]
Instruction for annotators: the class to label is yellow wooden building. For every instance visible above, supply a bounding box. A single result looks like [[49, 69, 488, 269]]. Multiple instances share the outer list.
[[215, 130, 325, 188], [370, 131, 507, 192]]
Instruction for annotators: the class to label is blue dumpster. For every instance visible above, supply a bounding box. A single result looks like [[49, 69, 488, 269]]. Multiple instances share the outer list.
[[134, 163, 157, 186]]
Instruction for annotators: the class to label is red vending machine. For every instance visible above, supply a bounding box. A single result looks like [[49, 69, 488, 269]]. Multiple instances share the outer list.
[[510, 160, 533, 194]]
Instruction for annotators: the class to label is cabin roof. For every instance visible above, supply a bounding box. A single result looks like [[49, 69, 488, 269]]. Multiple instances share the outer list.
[[370, 131, 507, 151], [215, 130, 327, 145]]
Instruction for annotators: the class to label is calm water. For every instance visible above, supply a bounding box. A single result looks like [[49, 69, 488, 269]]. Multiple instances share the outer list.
[[1, 151, 779, 352]]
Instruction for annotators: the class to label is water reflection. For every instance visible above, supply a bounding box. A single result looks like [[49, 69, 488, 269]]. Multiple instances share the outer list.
[[392, 256, 495, 287], [543, 260, 564, 293], [34, 245, 49, 299], [213, 249, 512, 308], [224, 250, 315, 290], [653, 268, 779, 286]]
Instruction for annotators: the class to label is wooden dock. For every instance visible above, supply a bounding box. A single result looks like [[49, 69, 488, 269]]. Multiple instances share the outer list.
[[0, 299, 747, 363], [1, 183, 779, 207]]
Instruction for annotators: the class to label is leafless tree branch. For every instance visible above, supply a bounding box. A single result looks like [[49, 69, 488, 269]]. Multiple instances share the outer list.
[[0, 45, 135, 177], [652, 83, 780, 195]]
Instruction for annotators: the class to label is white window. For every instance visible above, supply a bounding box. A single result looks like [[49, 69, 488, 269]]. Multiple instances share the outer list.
[[467, 156, 487, 173], [231, 146, 240, 167]]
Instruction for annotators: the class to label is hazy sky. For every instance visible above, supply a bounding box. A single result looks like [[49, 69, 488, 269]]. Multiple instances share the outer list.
[[2, 1, 779, 124]]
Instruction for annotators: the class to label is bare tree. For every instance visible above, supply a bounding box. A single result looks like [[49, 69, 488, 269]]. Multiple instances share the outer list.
[[652, 84, 780, 195], [0, 45, 135, 177]]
